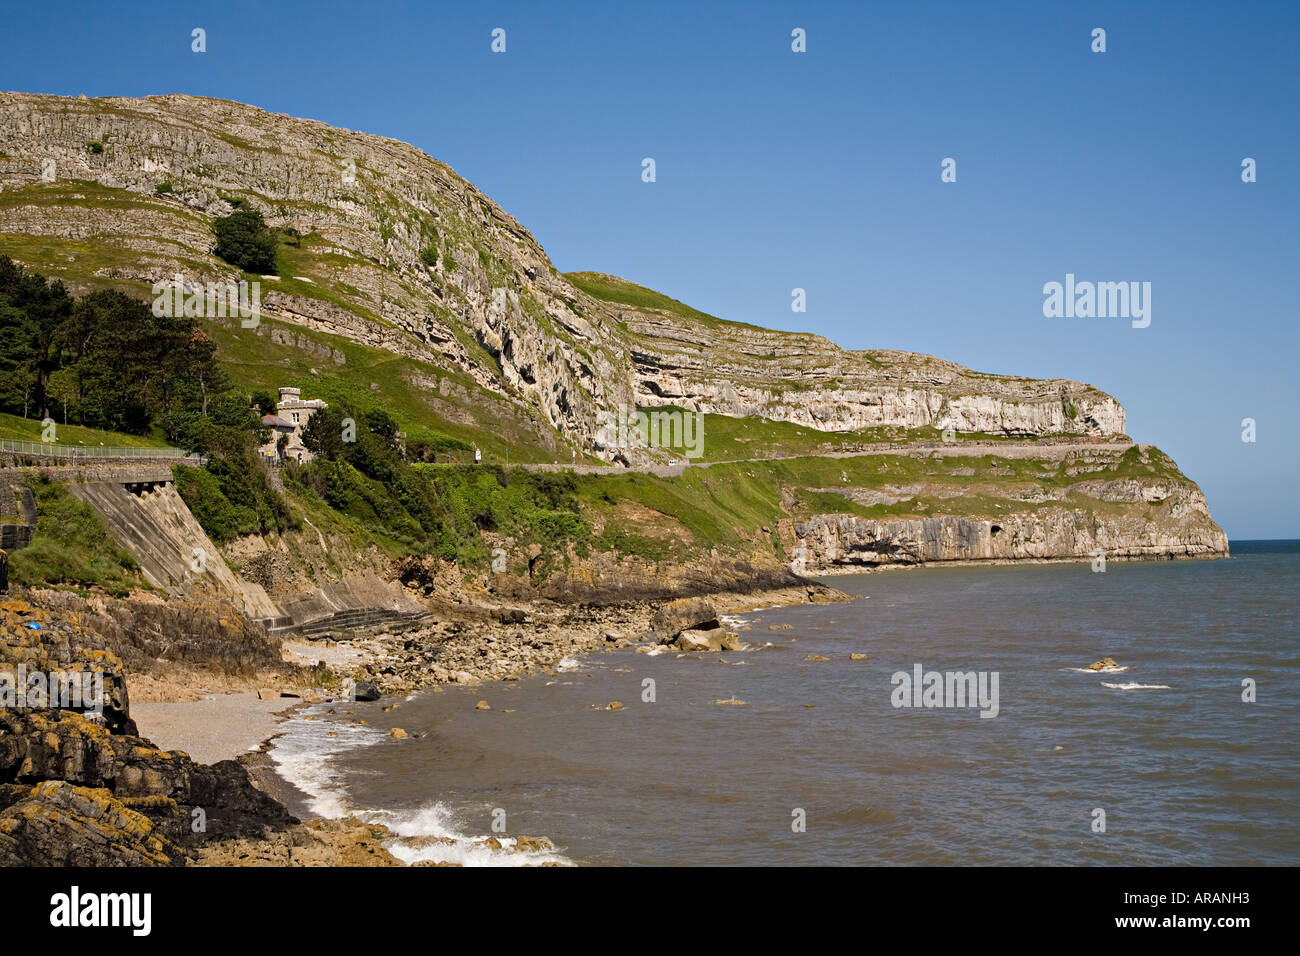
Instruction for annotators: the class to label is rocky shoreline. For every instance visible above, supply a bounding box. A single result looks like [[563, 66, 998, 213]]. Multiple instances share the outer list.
[[0, 580, 846, 867], [339, 582, 844, 697]]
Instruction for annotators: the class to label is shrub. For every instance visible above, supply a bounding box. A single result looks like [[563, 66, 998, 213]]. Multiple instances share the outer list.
[[174, 464, 261, 544], [8, 473, 141, 596], [212, 208, 278, 274], [419, 246, 439, 267]]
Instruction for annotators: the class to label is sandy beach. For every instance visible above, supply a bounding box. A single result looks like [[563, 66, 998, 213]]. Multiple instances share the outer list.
[[131, 693, 300, 765]]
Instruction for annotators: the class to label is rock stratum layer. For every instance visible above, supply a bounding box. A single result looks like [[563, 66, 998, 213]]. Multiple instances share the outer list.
[[786, 444, 1228, 570]]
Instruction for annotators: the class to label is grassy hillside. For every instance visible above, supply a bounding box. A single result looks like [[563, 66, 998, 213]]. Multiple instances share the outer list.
[[202, 312, 570, 464], [0, 412, 172, 448], [573, 443, 1194, 561], [268, 442, 1195, 572], [0, 189, 582, 465], [567, 271, 740, 328]]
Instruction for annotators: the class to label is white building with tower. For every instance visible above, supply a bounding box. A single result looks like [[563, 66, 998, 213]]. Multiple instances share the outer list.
[[259, 386, 328, 464]]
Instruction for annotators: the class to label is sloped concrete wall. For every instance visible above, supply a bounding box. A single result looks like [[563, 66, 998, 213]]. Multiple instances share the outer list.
[[66, 481, 282, 622]]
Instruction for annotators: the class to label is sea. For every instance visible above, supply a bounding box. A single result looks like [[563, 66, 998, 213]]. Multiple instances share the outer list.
[[266, 541, 1299, 866]]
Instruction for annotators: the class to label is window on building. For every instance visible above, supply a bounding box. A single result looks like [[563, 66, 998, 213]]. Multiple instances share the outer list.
[[292, 412, 300, 423]]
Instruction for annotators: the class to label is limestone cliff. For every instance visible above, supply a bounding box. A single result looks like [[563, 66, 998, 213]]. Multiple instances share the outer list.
[[570, 273, 1126, 438], [789, 444, 1228, 569], [1, 92, 1126, 461]]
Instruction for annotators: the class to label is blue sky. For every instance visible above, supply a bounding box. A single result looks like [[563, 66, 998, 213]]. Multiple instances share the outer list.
[[3, 0, 1296, 538]]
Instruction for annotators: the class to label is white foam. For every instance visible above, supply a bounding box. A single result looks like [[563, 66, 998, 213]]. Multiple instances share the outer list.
[[1101, 682, 1171, 690], [269, 704, 573, 866], [269, 706, 387, 818], [361, 804, 571, 867], [555, 656, 583, 672]]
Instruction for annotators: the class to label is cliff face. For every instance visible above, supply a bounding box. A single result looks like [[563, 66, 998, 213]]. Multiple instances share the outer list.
[[0, 93, 1127, 462], [0, 92, 635, 458], [797, 499, 1226, 568], [609, 290, 1126, 438], [790, 445, 1228, 569]]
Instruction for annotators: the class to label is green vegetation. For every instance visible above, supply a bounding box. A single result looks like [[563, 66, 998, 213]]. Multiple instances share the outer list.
[[174, 453, 289, 544], [568, 272, 729, 326], [212, 208, 277, 273], [0, 181, 570, 465], [563, 444, 1192, 559], [8, 473, 142, 596], [0, 256, 229, 433], [419, 245, 439, 267], [154, 181, 173, 196], [283, 403, 587, 573], [170, 397, 293, 542], [203, 313, 542, 461], [0, 256, 291, 544]]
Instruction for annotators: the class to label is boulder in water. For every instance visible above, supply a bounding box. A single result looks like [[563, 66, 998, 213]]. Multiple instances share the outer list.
[[675, 630, 713, 653], [652, 597, 720, 642]]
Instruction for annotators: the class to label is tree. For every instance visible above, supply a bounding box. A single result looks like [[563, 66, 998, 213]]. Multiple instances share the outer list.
[[250, 389, 278, 416], [300, 406, 346, 461], [212, 208, 278, 274], [46, 368, 77, 425], [0, 299, 39, 416], [0, 257, 75, 419]]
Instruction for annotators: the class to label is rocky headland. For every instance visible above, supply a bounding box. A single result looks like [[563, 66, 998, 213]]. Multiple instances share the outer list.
[[0, 91, 1229, 867]]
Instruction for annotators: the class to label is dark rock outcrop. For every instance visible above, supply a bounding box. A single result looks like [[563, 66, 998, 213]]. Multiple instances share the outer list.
[[0, 780, 182, 867], [0, 708, 296, 863], [0, 595, 299, 866], [1, 598, 133, 733]]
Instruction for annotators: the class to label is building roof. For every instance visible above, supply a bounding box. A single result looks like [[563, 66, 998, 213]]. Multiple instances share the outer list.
[[262, 414, 294, 429]]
